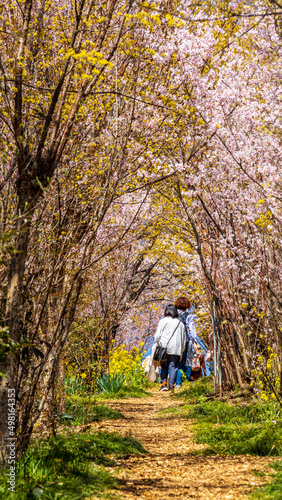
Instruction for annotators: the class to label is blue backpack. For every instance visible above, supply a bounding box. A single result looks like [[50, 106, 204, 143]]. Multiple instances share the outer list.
[[178, 311, 190, 339]]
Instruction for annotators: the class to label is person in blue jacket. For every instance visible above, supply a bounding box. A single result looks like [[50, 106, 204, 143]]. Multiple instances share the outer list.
[[174, 296, 197, 389]]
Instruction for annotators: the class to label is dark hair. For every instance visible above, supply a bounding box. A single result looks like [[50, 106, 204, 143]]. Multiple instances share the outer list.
[[164, 304, 178, 318], [174, 296, 191, 311]]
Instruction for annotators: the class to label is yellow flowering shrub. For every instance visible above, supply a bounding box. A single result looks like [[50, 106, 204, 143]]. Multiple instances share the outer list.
[[260, 391, 268, 402], [109, 343, 146, 387], [252, 347, 280, 403]]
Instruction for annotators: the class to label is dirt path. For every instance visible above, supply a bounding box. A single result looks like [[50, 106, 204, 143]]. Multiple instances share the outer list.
[[91, 390, 275, 499]]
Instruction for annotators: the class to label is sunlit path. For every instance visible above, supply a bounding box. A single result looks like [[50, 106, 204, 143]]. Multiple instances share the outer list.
[[88, 391, 274, 500], [1, 0, 282, 492]]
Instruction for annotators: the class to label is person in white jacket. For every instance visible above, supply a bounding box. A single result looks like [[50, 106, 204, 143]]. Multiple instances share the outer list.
[[154, 304, 186, 391]]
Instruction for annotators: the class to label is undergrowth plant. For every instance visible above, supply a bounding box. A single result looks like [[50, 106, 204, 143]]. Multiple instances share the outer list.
[[60, 400, 125, 426], [109, 343, 146, 388], [96, 373, 125, 395], [251, 461, 282, 499], [111, 385, 150, 399], [0, 432, 146, 498], [166, 377, 282, 457], [251, 347, 281, 404], [64, 375, 86, 395], [189, 395, 282, 456], [175, 376, 214, 401]]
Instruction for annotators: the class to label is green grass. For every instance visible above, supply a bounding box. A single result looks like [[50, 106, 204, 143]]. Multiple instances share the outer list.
[[0, 432, 146, 499], [60, 399, 125, 426], [185, 400, 282, 456], [185, 398, 281, 425], [60, 384, 150, 426], [161, 377, 282, 457], [251, 461, 282, 499], [161, 377, 282, 496], [174, 376, 214, 401], [99, 385, 150, 400], [0, 386, 148, 499], [193, 420, 282, 456]]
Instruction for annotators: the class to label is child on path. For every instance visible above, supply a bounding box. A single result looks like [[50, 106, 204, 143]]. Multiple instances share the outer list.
[[191, 347, 206, 381]]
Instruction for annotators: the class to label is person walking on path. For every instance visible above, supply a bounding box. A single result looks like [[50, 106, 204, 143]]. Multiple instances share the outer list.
[[190, 346, 206, 381], [154, 304, 186, 392], [174, 296, 197, 389]]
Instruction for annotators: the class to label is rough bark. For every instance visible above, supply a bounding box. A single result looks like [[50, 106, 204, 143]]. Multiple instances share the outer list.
[[1, 184, 39, 457]]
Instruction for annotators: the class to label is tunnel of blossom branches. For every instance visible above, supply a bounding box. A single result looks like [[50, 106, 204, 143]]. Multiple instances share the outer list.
[[0, 0, 282, 454]]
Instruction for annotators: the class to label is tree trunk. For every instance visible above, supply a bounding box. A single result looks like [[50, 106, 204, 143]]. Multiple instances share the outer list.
[[58, 361, 66, 414], [0, 185, 38, 457]]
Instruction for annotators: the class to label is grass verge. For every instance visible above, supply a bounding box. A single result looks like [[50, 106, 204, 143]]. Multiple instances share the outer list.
[[163, 378, 282, 457], [0, 431, 146, 499], [186, 399, 282, 456], [61, 384, 150, 426], [251, 461, 282, 499], [174, 376, 214, 401], [102, 385, 150, 399], [166, 378, 282, 497], [60, 398, 125, 426]]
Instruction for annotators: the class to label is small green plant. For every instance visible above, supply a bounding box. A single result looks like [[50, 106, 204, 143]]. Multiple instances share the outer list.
[[65, 375, 86, 395], [96, 373, 125, 394]]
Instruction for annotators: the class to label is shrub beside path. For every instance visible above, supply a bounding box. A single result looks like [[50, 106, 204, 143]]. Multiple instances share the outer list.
[[90, 389, 275, 499]]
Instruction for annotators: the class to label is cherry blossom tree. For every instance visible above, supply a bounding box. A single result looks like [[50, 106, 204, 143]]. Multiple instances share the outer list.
[[1, 0, 282, 455]]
